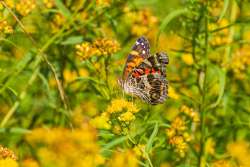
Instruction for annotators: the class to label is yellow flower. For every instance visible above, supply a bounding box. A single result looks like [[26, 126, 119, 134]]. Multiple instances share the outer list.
[[63, 69, 77, 83], [169, 136, 188, 157], [92, 38, 120, 56], [180, 105, 199, 122], [106, 98, 139, 114], [96, 0, 111, 7], [133, 144, 146, 159], [21, 158, 39, 167], [118, 111, 135, 122], [0, 158, 18, 167], [0, 145, 17, 160], [171, 117, 186, 131], [168, 86, 179, 100], [51, 13, 66, 33], [182, 54, 194, 65], [166, 128, 176, 138], [76, 38, 120, 60], [125, 8, 158, 37], [90, 112, 111, 129], [205, 138, 215, 155], [43, 0, 54, 8], [16, 0, 36, 16], [230, 46, 250, 79], [0, 20, 13, 34], [227, 140, 250, 167], [26, 123, 105, 167], [108, 150, 138, 167], [211, 160, 232, 167], [2, 0, 15, 9]]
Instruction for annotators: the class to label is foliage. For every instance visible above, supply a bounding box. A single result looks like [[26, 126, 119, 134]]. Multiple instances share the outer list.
[[0, 0, 250, 167]]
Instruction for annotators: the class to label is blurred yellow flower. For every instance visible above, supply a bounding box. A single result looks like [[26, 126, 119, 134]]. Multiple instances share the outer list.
[[92, 38, 120, 56], [0, 20, 13, 34], [96, 0, 111, 7], [227, 140, 250, 167], [0, 145, 17, 161], [169, 135, 188, 157], [51, 13, 66, 33], [230, 46, 250, 79], [133, 144, 146, 159], [204, 138, 215, 155], [16, 0, 36, 16], [211, 159, 232, 167], [0, 145, 18, 167], [43, 0, 54, 8], [182, 54, 194, 65], [171, 117, 186, 131], [76, 38, 120, 60], [26, 123, 104, 167], [107, 98, 139, 114], [2, 0, 15, 9], [180, 105, 199, 122], [118, 111, 135, 122], [168, 86, 179, 100], [0, 158, 18, 167], [166, 113, 194, 157], [90, 112, 111, 129], [125, 8, 158, 37], [108, 150, 138, 167], [21, 158, 39, 167]]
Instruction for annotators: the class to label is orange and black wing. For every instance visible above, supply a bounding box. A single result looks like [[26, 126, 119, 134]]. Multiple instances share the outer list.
[[122, 36, 150, 79]]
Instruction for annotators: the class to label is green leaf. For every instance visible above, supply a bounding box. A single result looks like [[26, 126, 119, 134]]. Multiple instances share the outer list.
[[156, 8, 188, 46], [145, 122, 158, 153], [61, 36, 83, 45], [0, 127, 31, 134], [218, 0, 229, 21], [208, 66, 226, 109], [55, 0, 71, 18], [100, 136, 128, 153]]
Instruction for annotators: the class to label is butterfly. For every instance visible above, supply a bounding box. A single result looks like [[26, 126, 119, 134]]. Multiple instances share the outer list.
[[119, 36, 169, 105]]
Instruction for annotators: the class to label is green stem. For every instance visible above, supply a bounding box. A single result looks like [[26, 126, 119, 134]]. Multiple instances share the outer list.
[[198, 1, 209, 167]]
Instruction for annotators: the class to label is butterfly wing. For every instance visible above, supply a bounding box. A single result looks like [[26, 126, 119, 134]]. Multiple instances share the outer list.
[[124, 52, 169, 105], [122, 36, 150, 79]]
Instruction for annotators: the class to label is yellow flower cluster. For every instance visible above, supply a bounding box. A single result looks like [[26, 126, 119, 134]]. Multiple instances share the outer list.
[[227, 140, 250, 167], [43, 0, 55, 8], [166, 116, 192, 157], [21, 158, 39, 167], [211, 159, 232, 167], [0, 20, 13, 34], [168, 86, 179, 100], [1, 0, 15, 9], [96, 0, 111, 7], [209, 19, 230, 46], [108, 150, 138, 167], [0, 145, 17, 160], [180, 105, 199, 122], [133, 144, 146, 159], [91, 98, 140, 133], [26, 123, 105, 167], [76, 38, 120, 60], [0, 145, 18, 167], [16, 0, 36, 16], [124, 8, 158, 36], [181, 54, 194, 66], [208, 0, 224, 17], [230, 46, 250, 79], [51, 13, 66, 33]]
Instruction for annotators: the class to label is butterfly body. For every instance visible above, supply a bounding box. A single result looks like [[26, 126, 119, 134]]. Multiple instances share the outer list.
[[119, 37, 169, 105]]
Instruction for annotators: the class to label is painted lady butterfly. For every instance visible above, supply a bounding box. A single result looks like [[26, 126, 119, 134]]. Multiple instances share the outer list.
[[119, 36, 169, 105]]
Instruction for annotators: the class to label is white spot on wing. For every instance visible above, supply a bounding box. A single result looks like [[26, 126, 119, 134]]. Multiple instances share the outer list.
[[142, 50, 146, 54]]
